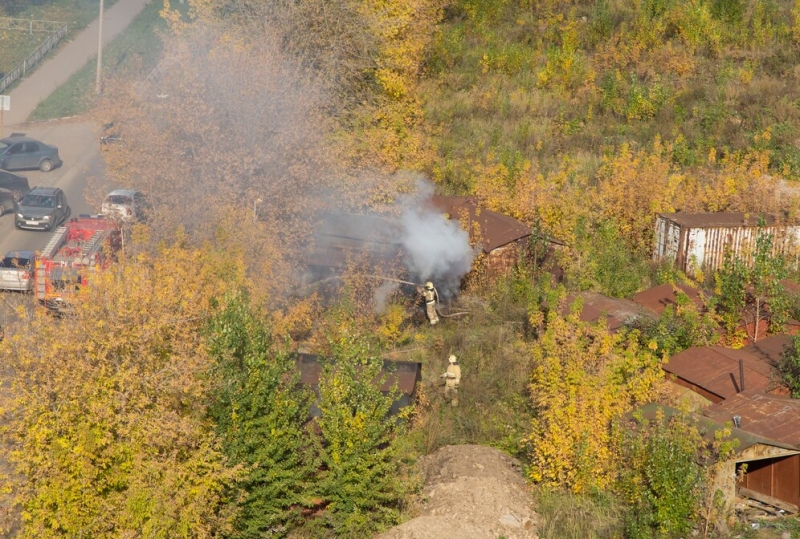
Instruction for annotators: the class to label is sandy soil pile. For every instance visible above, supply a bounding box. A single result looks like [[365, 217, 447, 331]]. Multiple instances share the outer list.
[[377, 444, 539, 539]]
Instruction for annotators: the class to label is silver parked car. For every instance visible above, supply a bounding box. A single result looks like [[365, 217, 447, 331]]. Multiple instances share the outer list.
[[0, 250, 35, 292], [101, 189, 149, 222]]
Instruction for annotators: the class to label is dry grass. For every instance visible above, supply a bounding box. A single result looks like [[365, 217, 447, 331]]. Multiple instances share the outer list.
[[420, 0, 800, 190]]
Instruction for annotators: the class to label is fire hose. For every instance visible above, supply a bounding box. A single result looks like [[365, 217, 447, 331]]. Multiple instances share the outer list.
[[358, 274, 471, 318], [298, 274, 471, 318]]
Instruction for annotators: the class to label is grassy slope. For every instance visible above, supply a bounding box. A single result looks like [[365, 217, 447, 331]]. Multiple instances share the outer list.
[[29, 0, 171, 121], [420, 0, 800, 191], [0, 0, 121, 76]]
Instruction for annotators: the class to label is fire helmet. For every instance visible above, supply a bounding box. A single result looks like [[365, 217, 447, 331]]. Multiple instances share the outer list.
[[449, 354, 457, 363], [425, 281, 434, 290]]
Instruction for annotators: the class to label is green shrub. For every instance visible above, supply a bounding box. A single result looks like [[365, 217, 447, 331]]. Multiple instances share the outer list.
[[568, 219, 650, 298], [309, 322, 414, 536], [616, 412, 704, 538], [206, 293, 315, 538], [629, 289, 718, 356], [778, 335, 800, 398]]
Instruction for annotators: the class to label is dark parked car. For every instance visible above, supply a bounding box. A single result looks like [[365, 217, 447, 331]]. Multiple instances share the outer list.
[[15, 187, 70, 231], [0, 188, 17, 215], [0, 134, 62, 172], [0, 250, 35, 292], [0, 170, 30, 202]]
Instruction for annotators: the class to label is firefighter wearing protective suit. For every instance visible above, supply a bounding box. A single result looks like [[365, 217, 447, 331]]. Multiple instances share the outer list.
[[440, 354, 461, 407], [422, 281, 440, 325]]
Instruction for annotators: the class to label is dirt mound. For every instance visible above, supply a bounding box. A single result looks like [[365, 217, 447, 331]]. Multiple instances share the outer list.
[[377, 444, 538, 539]]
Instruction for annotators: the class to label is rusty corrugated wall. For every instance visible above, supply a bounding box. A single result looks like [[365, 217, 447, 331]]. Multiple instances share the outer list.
[[653, 213, 800, 273]]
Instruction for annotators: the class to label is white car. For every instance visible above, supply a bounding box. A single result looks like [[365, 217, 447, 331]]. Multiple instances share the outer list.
[[0, 250, 35, 292], [101, 189, 149, 223]]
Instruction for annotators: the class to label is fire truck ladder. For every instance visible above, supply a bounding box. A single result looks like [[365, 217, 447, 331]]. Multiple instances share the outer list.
[[40, 226, 69, 259], [36, 226, 69, 300], [80, 229, 109, 260]]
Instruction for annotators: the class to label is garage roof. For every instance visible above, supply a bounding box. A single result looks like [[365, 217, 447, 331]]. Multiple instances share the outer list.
[[427, 195, 532, 253], [663, 346, 775, 401], [703, 390, 800, 447], [632, 283, 705, 316]]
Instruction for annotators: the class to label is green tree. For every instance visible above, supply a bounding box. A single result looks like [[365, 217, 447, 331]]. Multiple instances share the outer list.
[[631, 288, 718, 356], [565, 219, 650, 298], [778, 335, 800, 398], [206, 292, 314, 538], [714, 226, 789, 342], [617, 411, 704, 538], [309, 312, 414, 536]]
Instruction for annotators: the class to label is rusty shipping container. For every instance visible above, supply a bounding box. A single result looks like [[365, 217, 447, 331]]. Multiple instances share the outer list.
[[653, 212, 800, 273]]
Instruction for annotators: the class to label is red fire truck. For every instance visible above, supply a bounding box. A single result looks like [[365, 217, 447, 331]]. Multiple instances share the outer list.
[[34, 216, 122, 310]]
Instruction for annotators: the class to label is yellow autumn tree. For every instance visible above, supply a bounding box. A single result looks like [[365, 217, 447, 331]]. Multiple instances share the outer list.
[[0, 240, 245, 537], [473, 154, 592, 245], [593, 139, 690, 254], [526, 301, 664, 493]]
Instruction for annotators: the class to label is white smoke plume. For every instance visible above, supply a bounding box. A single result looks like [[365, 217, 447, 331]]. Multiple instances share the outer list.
[[311, 179, 477, 305], [372, 280, 400, 314], [399, 181, 476, 299]]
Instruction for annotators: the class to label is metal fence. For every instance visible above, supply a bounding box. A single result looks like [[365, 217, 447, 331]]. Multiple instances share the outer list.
[[0, 20, 69, 93], [0, 17, 64, 34]]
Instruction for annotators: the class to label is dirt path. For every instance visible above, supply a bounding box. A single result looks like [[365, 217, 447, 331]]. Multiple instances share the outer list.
[[2, 0, 152, 128]]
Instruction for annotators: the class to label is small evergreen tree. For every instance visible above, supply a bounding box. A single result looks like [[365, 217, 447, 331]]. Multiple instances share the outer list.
[[309, 311, 413, 536], [207, 293, 314, 538]]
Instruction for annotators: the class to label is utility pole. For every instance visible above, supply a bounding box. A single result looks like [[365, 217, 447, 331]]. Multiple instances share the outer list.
[[0, 96, 9, 138], [95, 0, 105, 95]]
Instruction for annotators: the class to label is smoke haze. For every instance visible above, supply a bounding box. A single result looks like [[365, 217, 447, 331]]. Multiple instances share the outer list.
[[400, 208, 475, 299]]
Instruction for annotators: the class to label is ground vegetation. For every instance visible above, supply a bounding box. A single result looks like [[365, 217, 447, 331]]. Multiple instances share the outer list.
[[3, 0, 800, 537]]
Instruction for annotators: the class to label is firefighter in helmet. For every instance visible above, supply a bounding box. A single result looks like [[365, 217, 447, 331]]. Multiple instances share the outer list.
[[440, 354, 461, 406], [421, 281, 440, 325]]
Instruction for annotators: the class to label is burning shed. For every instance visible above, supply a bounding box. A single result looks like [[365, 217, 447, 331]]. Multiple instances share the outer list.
[[652, 212, 800, 274], [428, 195, 564, 278], [305, 212, 404, 276]]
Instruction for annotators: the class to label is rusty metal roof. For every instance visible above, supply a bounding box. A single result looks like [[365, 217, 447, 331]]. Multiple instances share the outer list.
[[663, 346, 775, 400], [783, 279, 800, 295], [632, 283, 705, 316], [428, 195, 532, 252], [632, 403, 800, 456], [580, 291, 654, 326], [657, 212, 781, 228], [741, 334, 794, 367], [703, 390, 800, 447], [561, 292, 653, 332], [295, 353, 421, 396]]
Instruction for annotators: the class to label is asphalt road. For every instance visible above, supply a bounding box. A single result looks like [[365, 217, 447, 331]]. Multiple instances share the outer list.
[[0, 121, 108, 327], [0, 122, 106, 255]]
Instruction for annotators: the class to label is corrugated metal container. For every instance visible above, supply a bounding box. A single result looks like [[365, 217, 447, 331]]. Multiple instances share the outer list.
[[653, 212, 800, 273]]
